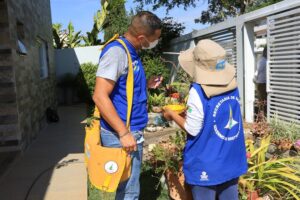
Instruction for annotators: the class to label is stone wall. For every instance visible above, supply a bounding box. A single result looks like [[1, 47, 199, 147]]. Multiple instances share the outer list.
[[0, 0, 56, 151]]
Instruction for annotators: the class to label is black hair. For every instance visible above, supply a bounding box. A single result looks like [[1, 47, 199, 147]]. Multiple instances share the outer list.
[[129, 11, 162, 36]]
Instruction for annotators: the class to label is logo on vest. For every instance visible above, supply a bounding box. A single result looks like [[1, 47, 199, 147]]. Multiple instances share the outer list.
[[133, 60, 139, 71], [224, 105, 238, 130], [200, 171, 209, 181], [213, 96, 241, 141], [104, 161, 118, 174]]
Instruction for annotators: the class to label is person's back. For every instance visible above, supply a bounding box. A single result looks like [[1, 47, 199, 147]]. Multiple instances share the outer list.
[[255, 46, 268, 115], [184, 84, 247, 186], [162, 39, 248, 200], [256, 56, 267, 84]]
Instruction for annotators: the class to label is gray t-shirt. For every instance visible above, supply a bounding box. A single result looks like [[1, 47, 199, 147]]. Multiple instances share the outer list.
[[96, 46, 128, 81]]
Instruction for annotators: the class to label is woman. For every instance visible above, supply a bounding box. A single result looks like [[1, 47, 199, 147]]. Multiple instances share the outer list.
[[162, 40, 248, 200]]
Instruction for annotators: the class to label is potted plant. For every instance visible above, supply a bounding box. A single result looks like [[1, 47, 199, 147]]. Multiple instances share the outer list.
[[148, 93, 165, 113], [149, 131, 192, 200]]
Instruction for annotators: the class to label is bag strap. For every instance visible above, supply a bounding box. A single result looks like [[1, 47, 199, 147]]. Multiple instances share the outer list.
[[115, 39, 134, 131], [101, 34, 134, 131]]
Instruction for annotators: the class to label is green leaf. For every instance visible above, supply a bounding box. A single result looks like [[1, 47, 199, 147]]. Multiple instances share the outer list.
[[280, 185, 300, 200], [264, 184, 281, 197]]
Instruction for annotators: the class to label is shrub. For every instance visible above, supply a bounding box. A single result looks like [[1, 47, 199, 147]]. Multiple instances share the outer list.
[[143, 56, 171, 85], [150, 131, 186, 174], [270, 117, 300, 143], [148, 93, 166, 109], [76, 62, 98, 114], [239, 136, 300, 199], [173, 66, 193, 84]]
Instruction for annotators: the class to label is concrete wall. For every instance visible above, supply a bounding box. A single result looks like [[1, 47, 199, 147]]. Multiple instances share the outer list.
[[0, 0, 56, 151], [55, 46, 102, 79]]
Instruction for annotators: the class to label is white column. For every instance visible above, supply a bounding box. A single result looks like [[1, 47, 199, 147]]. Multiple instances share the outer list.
[[243, 22, 256, 123], [236, 21, 245, 117]]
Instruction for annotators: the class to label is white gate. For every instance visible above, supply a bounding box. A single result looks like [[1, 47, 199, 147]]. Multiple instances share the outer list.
[[267, 7, 300, 123]]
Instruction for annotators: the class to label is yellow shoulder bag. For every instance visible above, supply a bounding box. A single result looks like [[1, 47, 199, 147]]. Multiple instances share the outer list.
[[84, 34, 134, 192]]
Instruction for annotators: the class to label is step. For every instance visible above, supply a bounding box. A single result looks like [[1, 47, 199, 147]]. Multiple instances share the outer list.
[[0, 66, 13, 83], [0, 124, 18, 136], [0, 49, 12, 64], [0, 1, 6, 11], [0, 31, 10, 49], [0, 103, 17, 116], [0, 49, 11, 54], [0, 6, 8, 23], [0, 23, 9, 31], [0, 125, 19, 144], [0, 124, 20, 152], [0, 83, 15, 95], [0, 138, 21, 152], [0, 91, 16, 103], [0, 114, 18, 125]]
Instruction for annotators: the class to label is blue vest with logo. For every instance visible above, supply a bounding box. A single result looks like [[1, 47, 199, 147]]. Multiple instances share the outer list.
[[100, 37, 148, 132], [183, 83, 248, 186]]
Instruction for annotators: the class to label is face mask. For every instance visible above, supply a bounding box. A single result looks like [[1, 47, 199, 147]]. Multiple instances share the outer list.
[[141, 37, 159, 50]]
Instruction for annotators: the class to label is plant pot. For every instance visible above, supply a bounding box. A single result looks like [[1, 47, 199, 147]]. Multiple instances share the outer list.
[[247, 191, 259, 200], [165, 165, 193, 200]]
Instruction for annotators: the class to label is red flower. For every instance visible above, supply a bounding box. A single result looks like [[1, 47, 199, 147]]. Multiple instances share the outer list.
[[170, 93, 180, 98], [246, 152, 251, 159]]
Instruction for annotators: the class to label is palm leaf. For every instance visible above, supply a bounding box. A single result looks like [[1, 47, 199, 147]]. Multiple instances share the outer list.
[[264, 184, 281, 197], [268, 179, 300, 194], [280, 185, 300, 200], [248, 157, 296, 171]]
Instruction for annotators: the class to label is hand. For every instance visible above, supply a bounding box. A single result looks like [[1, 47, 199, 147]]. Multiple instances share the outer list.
[[120, 132, 137, 153], [148, 76, 163, 89], [162, 107, 175, 121]]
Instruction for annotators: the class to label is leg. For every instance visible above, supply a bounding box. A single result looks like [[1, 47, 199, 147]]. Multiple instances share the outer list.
[[190, 185, 216, 200], [115, 142, 143, 200], [217, 178, 239, 200], [257, 83, 267, 117]]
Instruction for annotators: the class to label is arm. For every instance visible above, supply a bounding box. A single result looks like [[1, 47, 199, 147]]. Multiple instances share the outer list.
[[169, 111, 186, 131], [93, 46, 136, 152], [93, 77, 127, 134], [163, 87, 204, 136], [93, 77, 137, 152]]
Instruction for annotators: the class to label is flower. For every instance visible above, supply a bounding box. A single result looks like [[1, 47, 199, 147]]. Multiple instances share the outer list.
[[170, 93, 180, 99], [294, 140, 300, 151], [295, 140, 300, 147], [246, 152, 251, 159]]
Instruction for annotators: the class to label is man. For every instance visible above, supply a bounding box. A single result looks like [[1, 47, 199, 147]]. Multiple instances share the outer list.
[[93, 11, 162, 199], [254, 46, 267, 115], [162, 40, 248, 200]]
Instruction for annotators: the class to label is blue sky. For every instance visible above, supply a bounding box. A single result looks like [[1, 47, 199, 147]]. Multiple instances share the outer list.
[[50, 0, 208, 37]]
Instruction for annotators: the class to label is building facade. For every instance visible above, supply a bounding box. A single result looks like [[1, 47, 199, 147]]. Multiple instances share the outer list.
[[0, 0, 56, 152]]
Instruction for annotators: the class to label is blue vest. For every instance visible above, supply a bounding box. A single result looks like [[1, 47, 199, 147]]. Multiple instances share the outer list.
[[100, 37, 148, 132], [183, 83, 248, 186]]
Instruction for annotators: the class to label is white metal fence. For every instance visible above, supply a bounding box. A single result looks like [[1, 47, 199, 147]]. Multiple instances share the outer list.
[[267, 7, 300, 122], [165, 0, 300, 124]]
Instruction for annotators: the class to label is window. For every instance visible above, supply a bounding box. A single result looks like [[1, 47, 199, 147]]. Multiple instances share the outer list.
[[37, 38, 49, 79], [16, 21, 27, 56]]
